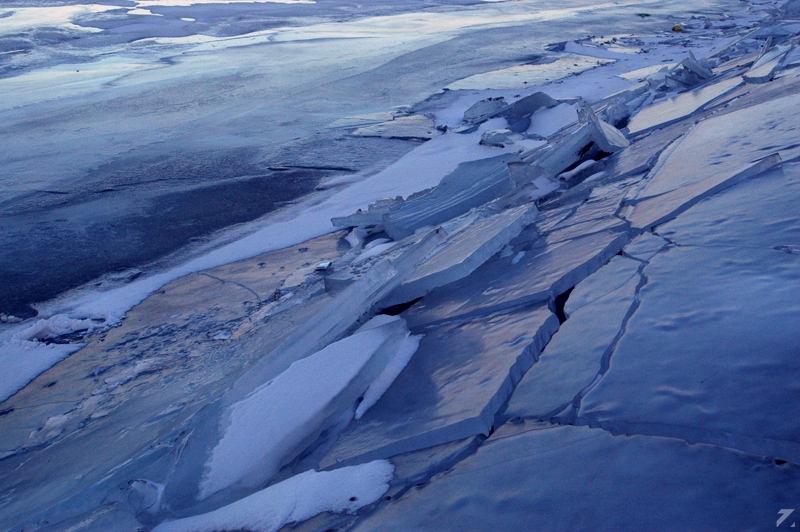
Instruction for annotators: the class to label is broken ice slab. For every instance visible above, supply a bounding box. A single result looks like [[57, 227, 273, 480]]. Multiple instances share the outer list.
[[753, 44, 793, 69], [227, 228, 445, 403], [462, 97, 508, 124], [382, 154, 519, 240], [503, 257, 640, 420], [626, 76, 743, 135], [623, 232, 668, 261], [324, 231, 429, 292], [532, 106, 628, 177], [601, 120, 691, 181], [317, 305, 558, 469], [353, 423, 800, 531], [743, 55, 786, 83], [479, 129, 515, 147], [657, 162, 800, 249], [579, 245, 800, 461], [351, 115, 441, 140], [0, 235, 354, 530], [404, 229, 629, 329], [498, 92, 559, 132], [384, 205, 537, 307], [199, 316, 409, 498], [331, 200, 396, 229]]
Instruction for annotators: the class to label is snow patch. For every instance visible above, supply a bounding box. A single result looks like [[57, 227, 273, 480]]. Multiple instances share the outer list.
[[199, 315, 409, 498], [154, 461, 393, 532]]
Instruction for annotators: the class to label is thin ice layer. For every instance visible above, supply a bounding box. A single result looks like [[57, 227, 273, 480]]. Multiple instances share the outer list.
[[318, 305, 558, 469], [353, 424, 800, 531]]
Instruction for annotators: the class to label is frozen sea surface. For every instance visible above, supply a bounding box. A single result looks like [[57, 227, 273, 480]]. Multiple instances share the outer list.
[[0, 0, 742, 317], [2, 0, 798, 530]]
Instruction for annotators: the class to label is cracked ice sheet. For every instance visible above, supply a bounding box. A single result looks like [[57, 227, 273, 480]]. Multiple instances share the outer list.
[[504, 256, 640, 419], [404, 229, 628, 329], [353, 423, 800, 532], [657, 163, 800, 249], [624, 91, 800, 230], [579, 245, 800, 460], [318, 305, 558, 469]]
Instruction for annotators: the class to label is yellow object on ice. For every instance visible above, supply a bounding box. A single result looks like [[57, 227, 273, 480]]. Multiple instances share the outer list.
[[672, 24, 683, 31]]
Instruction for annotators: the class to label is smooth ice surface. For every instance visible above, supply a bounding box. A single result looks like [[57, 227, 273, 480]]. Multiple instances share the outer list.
[[354, 424, 800, 531], [155, 461, 393, 532], [319, 306, 558, 468], [405, 229, 628, 328], [580, 245, 800, 459], [505, 257, 640, 419], [200, 316, 408, 498], [388, 205, 537, 304], [382, 154, 518, 240], [626, 76, 743, 135], [657, 163, 800, 248]]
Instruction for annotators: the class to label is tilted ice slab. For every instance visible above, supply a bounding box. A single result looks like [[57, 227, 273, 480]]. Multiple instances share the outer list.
[[622, 92, 800, 230], [384, 204, 537, 306], [353, 423, 800, 531], [155, 461, 393, 532], [626, 76, 743, 136], [382, 154, 519, 240], [744, 56, 784, 83], [318, 305, 558, 469], [532, 105, 628, 177], [405, 229, 629, 328], [200, 315, 410, 498], [580, 245, 800, 461], [504, 256, 640, 420]]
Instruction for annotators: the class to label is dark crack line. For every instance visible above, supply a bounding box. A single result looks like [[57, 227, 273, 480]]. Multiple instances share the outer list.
[[198, 273, 262, 306]]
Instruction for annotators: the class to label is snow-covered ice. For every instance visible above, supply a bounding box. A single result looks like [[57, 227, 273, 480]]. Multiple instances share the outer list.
[[199, 315, 409, 498], [155, 460, 393, 532], [3, 0, 800, 529]]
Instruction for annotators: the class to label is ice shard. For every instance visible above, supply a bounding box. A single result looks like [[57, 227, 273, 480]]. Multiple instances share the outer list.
[[382, 154, 519, 240], [385, 204, 537, 306]]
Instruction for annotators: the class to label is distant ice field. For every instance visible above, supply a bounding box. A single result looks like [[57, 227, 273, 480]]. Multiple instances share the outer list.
[[0, 0, 742, 318]]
